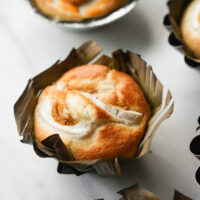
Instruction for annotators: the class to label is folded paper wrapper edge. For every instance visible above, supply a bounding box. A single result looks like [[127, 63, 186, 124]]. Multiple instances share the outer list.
[[95, 183, 193, 200], [118, 183, 162, 200], [14, 40, 174, 176]]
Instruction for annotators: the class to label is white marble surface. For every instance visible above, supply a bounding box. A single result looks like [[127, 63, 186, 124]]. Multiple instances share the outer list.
[[0, 0, 200, 199]]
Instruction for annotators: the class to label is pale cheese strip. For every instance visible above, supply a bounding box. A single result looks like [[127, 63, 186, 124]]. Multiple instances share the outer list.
[[81, 92, 142, 125], [37, 91, 142, 139]]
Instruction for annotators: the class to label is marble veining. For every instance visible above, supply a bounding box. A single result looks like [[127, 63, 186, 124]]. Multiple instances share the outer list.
[[0, 0, 200, 199]]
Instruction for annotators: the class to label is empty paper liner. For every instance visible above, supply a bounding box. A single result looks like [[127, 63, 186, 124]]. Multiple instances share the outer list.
[[163, 0, 200, 67], [14, 40, 174, 176], [27, 0, 138, 29]]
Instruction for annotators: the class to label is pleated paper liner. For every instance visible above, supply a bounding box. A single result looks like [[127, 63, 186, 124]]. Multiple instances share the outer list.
[[163, 0, 200, 68], [189, 116, 200, 185], [27, 0, 138, 29], [118, 185, 193, 200], [118, 184, 161, 200], [97, 183, 193, 200], [14, 40, 174, 176]]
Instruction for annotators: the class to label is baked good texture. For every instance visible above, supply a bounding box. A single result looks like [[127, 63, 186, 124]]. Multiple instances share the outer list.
[[181, 0, 200, 59], [34, 0, 128, 21], [34, 64, 151, 160]]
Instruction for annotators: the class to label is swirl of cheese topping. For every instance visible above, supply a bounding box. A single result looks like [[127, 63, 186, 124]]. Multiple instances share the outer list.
[[36, 97, 92, 138], [81, 92, 142, 125], [36, 88, 142, 139]]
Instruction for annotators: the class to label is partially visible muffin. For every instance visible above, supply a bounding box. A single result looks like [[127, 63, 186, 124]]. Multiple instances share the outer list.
[[34, 64, 151, 160], [181, 0, 200, 58], [34, 0, 128, 21]]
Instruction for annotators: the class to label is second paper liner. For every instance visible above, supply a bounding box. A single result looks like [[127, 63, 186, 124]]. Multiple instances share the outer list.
[[14, 41, 174, 176]]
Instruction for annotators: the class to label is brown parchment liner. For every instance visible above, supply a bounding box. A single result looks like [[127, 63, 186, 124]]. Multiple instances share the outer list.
[[14, 41, 174, 176], [118, 184, 193, 200], [98, 184, 193, 200], [173, 191, 193, 200], [168, 0, 200, 63], [96, 183, 192, 200], [27, 0, 136, 24], [118, 183, 161, 200]]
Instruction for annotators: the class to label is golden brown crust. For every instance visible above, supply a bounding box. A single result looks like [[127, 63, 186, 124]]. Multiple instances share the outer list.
[[71, 123, 147, 160], [34, 64, 151, 160], [84, 0, 128, 18], [66, 0, 88, 6], [34, 0, 128, 21]]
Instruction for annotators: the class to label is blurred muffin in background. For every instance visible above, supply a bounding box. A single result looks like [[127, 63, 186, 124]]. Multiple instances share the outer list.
[[33, 0, 129, 21], [181, 0, 200, 59]]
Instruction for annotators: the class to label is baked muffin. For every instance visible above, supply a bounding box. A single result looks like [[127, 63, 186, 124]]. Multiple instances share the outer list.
[[34, 0, 128, 21], [181, 0, 200, 59], [34, 64, 151, 160]]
